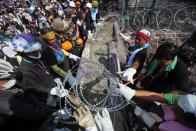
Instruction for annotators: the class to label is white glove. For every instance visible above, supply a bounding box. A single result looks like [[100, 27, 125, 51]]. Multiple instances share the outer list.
[[94, 108, 114, 131], [73, 106, 97, 129], [113, 83, 136, 102], [69, 54, 80, 61], [88, 30, 93, 39], [56, 108, 72, 120], [97, 22, 102, 27], [119, 33, 131, 41], [67, 73, 78, 86], [50, 87, 68, 98], [117, 68, 136, 84], [76, 20, 82, 26]]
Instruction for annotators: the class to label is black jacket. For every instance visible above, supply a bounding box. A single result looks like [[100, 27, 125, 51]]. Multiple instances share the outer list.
[[142, 59, 189, 93], [18, 59, 56, 100]]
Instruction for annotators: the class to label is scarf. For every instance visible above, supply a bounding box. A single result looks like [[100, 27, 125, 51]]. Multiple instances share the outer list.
[[145, 56, 178, 77], [126, 43, 150, 68]]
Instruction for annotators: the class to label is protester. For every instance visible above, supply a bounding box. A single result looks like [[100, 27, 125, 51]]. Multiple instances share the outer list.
[[140, 42, 189, 93], [40, 28, 80, 80], [118, 29, 151, 86], [114, 83, 196, 131], [0, 1, 195, 131]]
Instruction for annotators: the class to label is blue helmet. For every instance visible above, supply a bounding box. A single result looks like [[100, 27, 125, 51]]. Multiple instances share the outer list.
[[11, 34, 43, 59]]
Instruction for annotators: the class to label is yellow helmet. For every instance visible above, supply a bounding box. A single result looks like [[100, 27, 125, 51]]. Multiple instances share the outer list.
[[92, 0, 98, 8], [61, 41, 73, 51], [76, 37, 84, 46]]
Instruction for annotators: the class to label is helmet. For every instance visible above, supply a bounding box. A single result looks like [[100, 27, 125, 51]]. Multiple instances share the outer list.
[[45, 6, 51, 11], [8, 13, 15, 19], [0, 58, 14, 79], [92, 0, 99, 8], [29, 6, 35, 12], [2, 46, 16, 58], [24, 8, 32, 14], [64, 7, 75, 16], [51, 0, 57, 2], [76, 37, 84, 46], [61, 41, 73, 51], [69, 1, 76, 8], [58, 10, 64, 16], [37, 16, 47, 23], [86, 3, 92, 8], [39, 22, 50, 29], [7, 3, 15, 9], [48, 16, 54, 22], [0, 59, 16, 90], [22, 13, 32, 22], [11, 34, 43, 59], [51, 18, 65, 32], [136, 29, 151, 42]]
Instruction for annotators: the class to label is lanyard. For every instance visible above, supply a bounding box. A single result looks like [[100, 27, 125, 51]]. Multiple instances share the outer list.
[[23, 58, 50, 75]]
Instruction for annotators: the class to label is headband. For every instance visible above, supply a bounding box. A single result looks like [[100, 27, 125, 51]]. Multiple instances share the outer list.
[[42, 31, 55, 40]]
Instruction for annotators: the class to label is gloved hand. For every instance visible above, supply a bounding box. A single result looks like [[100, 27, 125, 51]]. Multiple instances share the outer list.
[[94, 108, 114, 131], [67, 73, 78, 86], [88, 30, 93, 40], [56, 108, 72, 120], [113, 83, 136, 102], [69, 54, 80, 61], [50, 86, 68, 98], [119, 33, 131, 41], [117, 68, 137, 84], [76, 20, 82, 26], [73, 106, 97, 129], [97, 22, 102, 27]]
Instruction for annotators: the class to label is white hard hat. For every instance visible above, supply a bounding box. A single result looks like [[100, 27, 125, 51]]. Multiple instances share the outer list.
[[86, 3, 92, 8], [51, 0, 57, 2], [139, 29, 151, 37], [51, 18, 65, 31], [45, 6, 51, 11], [58, 10, 64, 16], [69, 1, 76, 8], [12, 18, 18, 22], [136, 29, 151, 42]]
